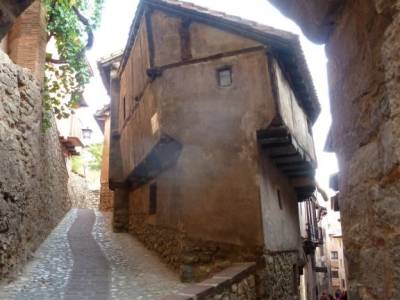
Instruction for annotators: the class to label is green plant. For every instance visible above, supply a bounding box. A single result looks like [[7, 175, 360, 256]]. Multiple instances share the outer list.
[[43, 0, 105, 129], [87, 142, 103, 171], [71, 155, 84, 174]]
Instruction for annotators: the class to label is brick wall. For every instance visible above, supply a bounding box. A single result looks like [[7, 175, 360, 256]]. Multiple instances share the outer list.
[[0, 0, 35, 39], [7, 0, 46, 81]]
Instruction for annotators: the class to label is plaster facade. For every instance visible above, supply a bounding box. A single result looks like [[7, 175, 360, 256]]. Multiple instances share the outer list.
[[105, 0, 320, 297]]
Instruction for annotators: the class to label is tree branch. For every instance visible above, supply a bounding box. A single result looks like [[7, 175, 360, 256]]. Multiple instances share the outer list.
[[72, 6, 94, 50], [47, 5, 93, 64]]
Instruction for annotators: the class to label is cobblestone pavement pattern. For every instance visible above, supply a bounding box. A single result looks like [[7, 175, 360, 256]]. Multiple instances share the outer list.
[[0, 209, 185, 300]]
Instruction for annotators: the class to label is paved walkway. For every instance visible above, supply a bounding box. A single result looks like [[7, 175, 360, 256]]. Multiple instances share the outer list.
[[0, 209, 185, 300]]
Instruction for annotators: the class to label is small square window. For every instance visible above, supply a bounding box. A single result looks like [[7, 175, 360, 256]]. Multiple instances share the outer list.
[[331, 270, 339, 278], [217, 67, 232, 87], [331, 251, 338, 260]]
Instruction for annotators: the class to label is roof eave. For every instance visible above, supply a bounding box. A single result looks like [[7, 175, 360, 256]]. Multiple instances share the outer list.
[[119, 0, 321, 122]]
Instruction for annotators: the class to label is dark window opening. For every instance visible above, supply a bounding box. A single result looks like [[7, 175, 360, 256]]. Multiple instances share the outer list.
[[277, 189, 283, 210], [331, 251, 338, 260], [292, 264, 299, 295], [217, 67, 232, 87], [331, 270, 339, 278], [341, 279, 346, 288], [149, 183, 157, 215], [123, 96, 126, 120]]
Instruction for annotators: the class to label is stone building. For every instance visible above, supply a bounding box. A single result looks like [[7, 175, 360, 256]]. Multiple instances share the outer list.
[[103, 0, 320, 297], [298, 196, 328, 300], [326, 233, 347, 293]]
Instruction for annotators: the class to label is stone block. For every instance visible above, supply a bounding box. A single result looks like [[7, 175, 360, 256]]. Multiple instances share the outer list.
[[178, 284, 215, 298]]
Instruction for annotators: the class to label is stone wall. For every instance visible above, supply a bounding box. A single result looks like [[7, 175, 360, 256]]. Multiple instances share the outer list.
[[0, 52, 70, 279], [267, 1, 400, 299], [99, 182, 113, 211], [68, 172, 99, 209], [129, 212, 262, 282], [257, 251, 300, 299]]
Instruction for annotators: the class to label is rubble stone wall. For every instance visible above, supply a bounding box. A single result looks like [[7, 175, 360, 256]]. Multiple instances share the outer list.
[[99, 182, 113, 211], [267, 1, 400, 299], [0, 53, 70, 279], [68, 172, 99, 209], [256, 251, 299, 299], [162, 263, 257, 300], [129, 212, 262, 282]]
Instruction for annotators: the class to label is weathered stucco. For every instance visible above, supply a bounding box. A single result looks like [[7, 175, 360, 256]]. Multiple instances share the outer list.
[[0, 53, 70, 279], [153, 50, 272, 247], [112, 1, 318, 292], [259, 153, 302, 252]]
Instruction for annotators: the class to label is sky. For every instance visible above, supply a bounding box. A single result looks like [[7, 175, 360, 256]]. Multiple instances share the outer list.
[[83, 0, 338, 192]]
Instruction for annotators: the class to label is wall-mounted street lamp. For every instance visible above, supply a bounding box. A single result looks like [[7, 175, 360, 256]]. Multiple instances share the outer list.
[[82, 127, 93, 140]]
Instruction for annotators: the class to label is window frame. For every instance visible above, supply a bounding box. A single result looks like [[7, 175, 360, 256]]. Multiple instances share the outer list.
[[331, 270, 339, 278], [217, 66, 233, 87]]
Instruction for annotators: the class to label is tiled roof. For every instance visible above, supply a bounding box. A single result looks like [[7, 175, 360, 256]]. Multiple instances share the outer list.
[[120, 0, 321, 122], [94, 104, 111, 133], [97, 51, 123, 95], [156, 0, 296, 41]]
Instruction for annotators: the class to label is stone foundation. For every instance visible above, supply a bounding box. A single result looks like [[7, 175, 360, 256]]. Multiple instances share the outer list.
[[129, 213, 262, 282], [257, 251, 300, 300], [162, 262, 257, 300], [0, 53, 70, 279], [68, 172, 99, 209], [99, 182, 113, 211]]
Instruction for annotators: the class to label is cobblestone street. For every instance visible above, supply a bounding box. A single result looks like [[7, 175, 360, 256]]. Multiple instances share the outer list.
[[0, 209, 185, 300]]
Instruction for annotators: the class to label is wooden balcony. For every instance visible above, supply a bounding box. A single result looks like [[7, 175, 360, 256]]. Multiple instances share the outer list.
[[258, 123, 316, 201], [59, 136, 83, 156]]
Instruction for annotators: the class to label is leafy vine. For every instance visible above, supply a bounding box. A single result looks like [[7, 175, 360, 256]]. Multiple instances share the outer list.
[[43, 0, 104, 129]]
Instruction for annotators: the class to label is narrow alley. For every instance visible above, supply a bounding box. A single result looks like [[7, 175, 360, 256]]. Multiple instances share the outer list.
[[1, 0, 400, 299], [0, 209, 185, 300]]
